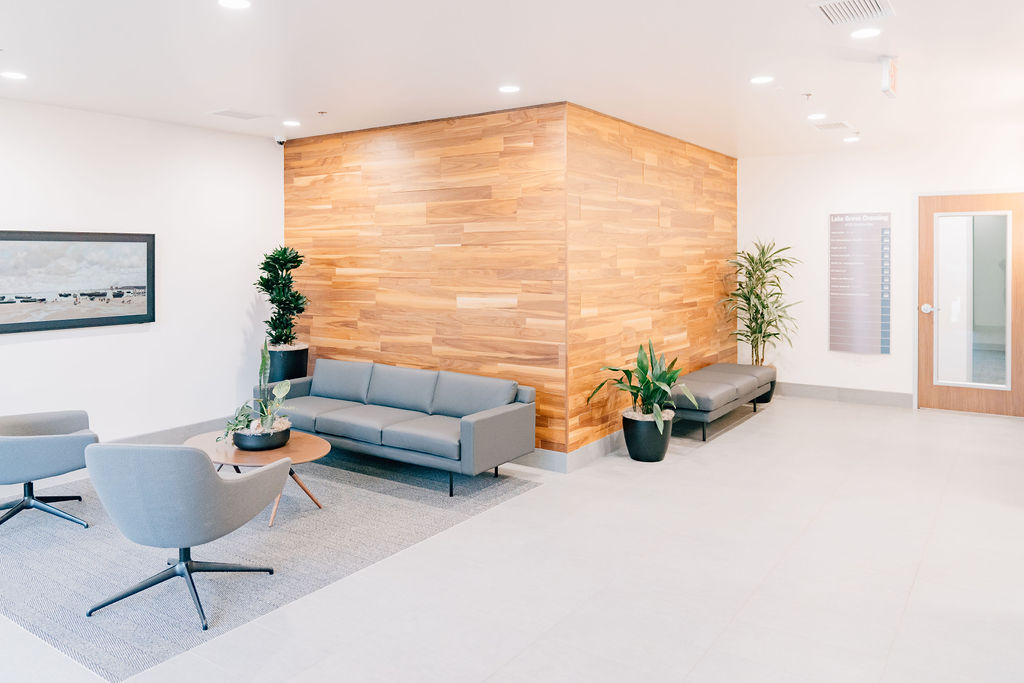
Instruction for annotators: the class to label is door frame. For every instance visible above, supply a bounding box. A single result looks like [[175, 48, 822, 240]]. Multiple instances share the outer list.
[[914, 189, 1024, 414]]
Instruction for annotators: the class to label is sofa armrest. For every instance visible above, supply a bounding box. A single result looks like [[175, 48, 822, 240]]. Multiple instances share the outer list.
[[253, 376, 313, 401], [459, 402, 535, 476]]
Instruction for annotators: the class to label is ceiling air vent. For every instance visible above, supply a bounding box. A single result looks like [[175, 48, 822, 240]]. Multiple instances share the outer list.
[[212, 109, 263, 120], [811, 0, 895, 25], [814, 121, 854, 131]]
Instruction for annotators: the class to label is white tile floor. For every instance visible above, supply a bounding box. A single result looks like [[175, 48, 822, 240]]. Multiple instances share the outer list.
[[5, 396, 1024, 682]]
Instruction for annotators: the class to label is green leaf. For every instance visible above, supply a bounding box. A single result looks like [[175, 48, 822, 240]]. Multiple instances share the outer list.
[[652, 403, 665, 434]]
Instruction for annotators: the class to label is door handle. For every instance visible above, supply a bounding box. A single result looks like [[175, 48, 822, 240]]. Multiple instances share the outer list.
[[920, 303, 935, 314]]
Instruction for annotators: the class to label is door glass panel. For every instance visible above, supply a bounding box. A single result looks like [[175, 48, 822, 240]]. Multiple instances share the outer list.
[[934, 213, 1009, 387]]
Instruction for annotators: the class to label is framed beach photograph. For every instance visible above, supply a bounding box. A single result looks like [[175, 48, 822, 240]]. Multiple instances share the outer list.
[[0, 231, 155, 334]]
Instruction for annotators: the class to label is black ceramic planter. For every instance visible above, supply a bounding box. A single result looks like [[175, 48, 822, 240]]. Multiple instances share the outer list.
[[233, 429, 291, 451], [268, 346, 309, 382], [622, 414, 673, 462]]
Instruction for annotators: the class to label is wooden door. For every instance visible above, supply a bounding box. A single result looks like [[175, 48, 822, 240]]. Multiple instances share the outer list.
[[918, 193, 1024, 415]]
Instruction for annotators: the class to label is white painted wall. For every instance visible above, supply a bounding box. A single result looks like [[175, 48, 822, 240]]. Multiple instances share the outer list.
[[0, 100, 283, 440], [738, 130, 1024, 395]]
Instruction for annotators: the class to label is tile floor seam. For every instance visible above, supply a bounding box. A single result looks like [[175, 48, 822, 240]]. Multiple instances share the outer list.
[[680, 460, 854, 681], [876, 440, 958, 682]]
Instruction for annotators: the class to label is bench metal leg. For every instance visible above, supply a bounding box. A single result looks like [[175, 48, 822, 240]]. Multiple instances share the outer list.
[[752, 400, 758, 413], [702, 423, 707, 441], [449, 472, 454, 497]]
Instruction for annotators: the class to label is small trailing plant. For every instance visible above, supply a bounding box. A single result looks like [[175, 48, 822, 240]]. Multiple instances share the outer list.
[[722, 240, 799, 366], [256, 246, 308, 347], [221, 342, 292, 440], [587, 340, 697, 434]]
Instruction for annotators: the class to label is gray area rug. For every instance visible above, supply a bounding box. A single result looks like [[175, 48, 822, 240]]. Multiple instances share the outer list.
[[0, 450, 537, 681]]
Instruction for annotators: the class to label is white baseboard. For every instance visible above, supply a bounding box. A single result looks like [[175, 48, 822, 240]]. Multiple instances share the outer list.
[[514, 430, 626, 474], [776, 382, 913, 408]]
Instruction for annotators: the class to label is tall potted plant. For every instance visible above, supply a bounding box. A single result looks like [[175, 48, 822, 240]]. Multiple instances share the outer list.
[[256, 246, 309, 382], [723, 240, 799, 377], [588, 341, 697, 462]]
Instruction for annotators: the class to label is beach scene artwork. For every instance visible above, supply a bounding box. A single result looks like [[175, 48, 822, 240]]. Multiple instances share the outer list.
[[0, 234, 153, 332]]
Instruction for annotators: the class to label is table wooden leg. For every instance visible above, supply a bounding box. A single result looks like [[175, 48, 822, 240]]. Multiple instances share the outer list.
[[289, 469, 323, 509], [268, 494, 281, 527]]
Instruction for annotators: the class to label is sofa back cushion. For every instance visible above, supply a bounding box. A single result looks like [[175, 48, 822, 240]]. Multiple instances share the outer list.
[[310, 359, 373, 403], [430, 371, 518, 418], [366, 364, 439, 413]]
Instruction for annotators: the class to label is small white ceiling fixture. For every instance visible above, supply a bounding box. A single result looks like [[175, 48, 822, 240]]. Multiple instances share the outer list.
[[498, 85, 520, 93], [851, 27, 882, 39], [843, 134, 861, 142], [218, 0, 251, 8], [750, 75, 774, 85], [1, 71, 27, 80], [282, 120, 300, 127], [812, 0, 894, 25], [807, 113, 827, 121]]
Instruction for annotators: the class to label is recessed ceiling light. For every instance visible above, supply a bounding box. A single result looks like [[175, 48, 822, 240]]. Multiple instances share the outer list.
[[851, 27, 881, 39], [1, 71, 27, 80], [807, 113, 827, 121], [218, 0, 251, 8], [750, 75, 774, 85], [282, 120, 300, 127], [498, 85, 520, 93], [843, 135, 861, 143]]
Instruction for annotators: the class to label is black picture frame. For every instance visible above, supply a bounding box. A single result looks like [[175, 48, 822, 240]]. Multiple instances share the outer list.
[[0, 231, 155, 334]]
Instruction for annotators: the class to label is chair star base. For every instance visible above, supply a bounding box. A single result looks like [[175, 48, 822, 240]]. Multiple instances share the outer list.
[[86, 547, 274, 630], [0, 482, 87, 528]]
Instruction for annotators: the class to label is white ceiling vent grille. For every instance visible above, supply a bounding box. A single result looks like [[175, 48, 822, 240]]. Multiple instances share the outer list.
[[814, 121, 854, 131], [811, 0, 894, 25], [212, 109, 263, 120]]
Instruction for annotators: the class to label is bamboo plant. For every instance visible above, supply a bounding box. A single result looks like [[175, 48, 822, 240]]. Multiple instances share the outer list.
[[722, 240, 799, 366]]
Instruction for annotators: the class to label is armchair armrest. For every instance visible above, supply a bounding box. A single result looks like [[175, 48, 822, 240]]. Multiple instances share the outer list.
[[213, 458, 291, 537], [253, 376, 313, 401], [459, 402, 535, 476], [0, 430, 97, 484]]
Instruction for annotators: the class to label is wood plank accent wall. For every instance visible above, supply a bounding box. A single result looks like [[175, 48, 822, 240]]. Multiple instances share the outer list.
[[284, 104, 569, 451], [284, 102, 738, 454], [565, 104, 738, 452]]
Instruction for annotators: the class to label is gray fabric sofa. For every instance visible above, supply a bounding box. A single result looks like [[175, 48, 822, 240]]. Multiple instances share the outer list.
[[264, 360, 536, 494], [670, 363, 776, 441]]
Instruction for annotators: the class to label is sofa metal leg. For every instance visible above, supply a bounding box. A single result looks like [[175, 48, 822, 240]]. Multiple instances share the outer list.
[[449, 472, 454, 497], [752, 400, 758, 413], [702, 423, 707, 441], [494, 466, 499, 478]]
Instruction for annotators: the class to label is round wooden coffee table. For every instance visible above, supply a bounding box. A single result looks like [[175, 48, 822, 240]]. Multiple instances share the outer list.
[[184, 430, 331, 527]]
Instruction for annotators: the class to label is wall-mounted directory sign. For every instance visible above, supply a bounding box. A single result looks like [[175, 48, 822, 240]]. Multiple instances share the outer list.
[[829, 212, 891, 354]]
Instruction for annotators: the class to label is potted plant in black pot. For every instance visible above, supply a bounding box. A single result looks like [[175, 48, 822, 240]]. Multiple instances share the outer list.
[[587, 341, 697, 462], [722, 240, 799, 402], [256, 245, 309, 382], [221, 342, 292, 451]]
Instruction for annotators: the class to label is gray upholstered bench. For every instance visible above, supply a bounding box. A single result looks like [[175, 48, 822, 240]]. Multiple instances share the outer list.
[[670, 363, 776, 441]]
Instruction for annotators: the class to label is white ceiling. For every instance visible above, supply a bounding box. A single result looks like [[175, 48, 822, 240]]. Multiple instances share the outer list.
[[1, 0, 1022, 158]]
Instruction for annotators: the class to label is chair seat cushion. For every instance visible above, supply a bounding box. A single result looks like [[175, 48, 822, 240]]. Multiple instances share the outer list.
[[684, 369, 761, 396], [315, 404, 426, 445], [673, 379, 737, 411], [702, 363, 776, 385], [382, 415, 461, 460], [282, 396, 359, 432]]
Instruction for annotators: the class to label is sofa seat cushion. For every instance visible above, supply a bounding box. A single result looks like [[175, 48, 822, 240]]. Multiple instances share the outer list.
[[315, 404, 426, 445], [684, 369, 761, 396], [430, 371, 518, 418], [310, 359, 374, 402], [366, 364, 439, 413], [672, 379, 737, 412], [282, 396, 360, 432], [702, 363, 776, 386], [382, 415, 461, 460]]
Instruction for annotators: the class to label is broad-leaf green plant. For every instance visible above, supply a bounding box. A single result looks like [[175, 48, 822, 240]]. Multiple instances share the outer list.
[[221, 342, 291, 440], [722, 240, 799, 366], [256, 246, 308, 347], [587, 340, 697, 434]]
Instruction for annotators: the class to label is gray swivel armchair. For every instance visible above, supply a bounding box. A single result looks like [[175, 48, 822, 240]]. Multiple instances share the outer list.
[[0, 410, 98, 528], [84, 443, 290, 630]]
